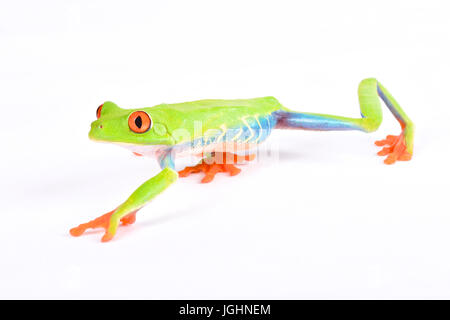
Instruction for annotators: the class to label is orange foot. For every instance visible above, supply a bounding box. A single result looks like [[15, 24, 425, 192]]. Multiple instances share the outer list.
[[375, 132, 412, 165], [178, 152, 256, 183], [69, 209, 137, 240]]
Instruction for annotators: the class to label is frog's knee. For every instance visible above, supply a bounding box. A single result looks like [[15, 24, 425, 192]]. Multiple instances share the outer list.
[[362, 118, 382, 133]]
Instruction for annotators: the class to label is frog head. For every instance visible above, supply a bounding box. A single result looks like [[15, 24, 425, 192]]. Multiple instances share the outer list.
[[89, 101, 175, 146]]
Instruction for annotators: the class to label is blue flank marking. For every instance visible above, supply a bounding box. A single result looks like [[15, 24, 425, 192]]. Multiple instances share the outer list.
[[256, 115, 273, 142], [213, 114, 276, 145], [173, 113, 277, 154], [233, 114, 276, 144], [158, 150, 175, 169]]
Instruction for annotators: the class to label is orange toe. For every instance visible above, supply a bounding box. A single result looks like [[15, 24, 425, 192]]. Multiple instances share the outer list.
[[69, 226, 86, 237], [384, 154, 397, 165], [101, 232, 114, 242], [376, 133, 411, 165], [201, 164, 222, 183], [223, 164, 241, 176], [375, 135, 398, 147], [398, 153, 412, 161], [120, 211, 137, 225], [69, 210, 114, 237], [377, 146, 394, 156], [178, 163, 205, 177], [201, 174, 215, 183]]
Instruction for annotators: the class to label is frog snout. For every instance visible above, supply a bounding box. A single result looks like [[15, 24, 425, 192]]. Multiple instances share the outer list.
[[92, 121, 103, 129], [89, 121, 103, 140]]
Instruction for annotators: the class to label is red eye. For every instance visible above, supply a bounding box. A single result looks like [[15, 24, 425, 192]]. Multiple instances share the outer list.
[[128, 111, 152, 133], [96, 104, 103, 119]]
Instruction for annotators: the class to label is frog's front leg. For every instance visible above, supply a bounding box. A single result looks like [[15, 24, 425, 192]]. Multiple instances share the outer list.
[[69, 208, 138, 237], [70, 150, 178, 242]]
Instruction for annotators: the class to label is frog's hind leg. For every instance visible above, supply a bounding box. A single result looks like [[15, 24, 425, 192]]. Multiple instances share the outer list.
[[274, 78, 414, 164], [178, 152, 256, 183]]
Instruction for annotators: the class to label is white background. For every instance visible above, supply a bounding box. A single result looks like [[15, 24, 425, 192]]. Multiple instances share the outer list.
[[1, 0, 449, 299]]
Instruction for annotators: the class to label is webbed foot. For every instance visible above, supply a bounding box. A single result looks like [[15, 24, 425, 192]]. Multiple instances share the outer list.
[[178, 152, 255, 183], [69, 209, 137, 241], [375, 131, 412, 165]]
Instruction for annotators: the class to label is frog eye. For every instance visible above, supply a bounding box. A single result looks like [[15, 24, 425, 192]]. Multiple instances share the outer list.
[[128, 111, 152, 133], [96, 104, 103, 119]]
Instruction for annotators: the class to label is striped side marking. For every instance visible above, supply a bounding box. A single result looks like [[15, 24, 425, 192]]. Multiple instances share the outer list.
[[251, 115, 263, 143], [231, 127, 243, 141], [241, 117, 255, 143], [216, 125, 227, 143]]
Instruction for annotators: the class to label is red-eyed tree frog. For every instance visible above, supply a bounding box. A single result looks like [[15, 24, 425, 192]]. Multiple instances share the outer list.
[[70, 78, 414, 242]]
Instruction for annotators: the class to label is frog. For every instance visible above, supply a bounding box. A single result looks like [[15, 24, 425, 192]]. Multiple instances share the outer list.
[[70, 78, 414, 242]]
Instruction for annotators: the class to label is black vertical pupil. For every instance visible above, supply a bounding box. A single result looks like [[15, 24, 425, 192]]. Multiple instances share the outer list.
[[135, 116, 142, 128]]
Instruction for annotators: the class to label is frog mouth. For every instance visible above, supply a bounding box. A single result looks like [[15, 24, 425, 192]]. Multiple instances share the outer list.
[[117, 143, 168, 157]]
